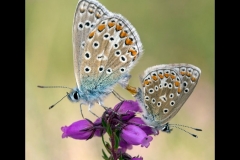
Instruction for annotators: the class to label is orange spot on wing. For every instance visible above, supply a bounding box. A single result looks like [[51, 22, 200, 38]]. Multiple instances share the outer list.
[[175, 81, 180, 87], [180, 71, 186, 76], [186, 72, 191, 77], [158, 74, 164, 79], [164, 73, 169, 78], [152, 75, 158, 81], [125, 38, 133, 45], [120, 31, 128, 38], [143, 80, 151, 86], [108, 22, 115, 28], [191, 76, 196, 82], [98, 24, 106, 32], [116, 24, 123, 31], [95, 11, 102, 19], [89, 31, 95, 38], [128, 48, 137, 56], [88, 7, 94, 13], [178, 88, 181, 94], [171, 75, 176, 80]]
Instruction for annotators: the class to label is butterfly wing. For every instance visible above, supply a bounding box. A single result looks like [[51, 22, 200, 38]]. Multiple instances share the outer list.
[[139, 64, 201, 126], [78, 13, 143, 94], [73, 0, 111, 88]]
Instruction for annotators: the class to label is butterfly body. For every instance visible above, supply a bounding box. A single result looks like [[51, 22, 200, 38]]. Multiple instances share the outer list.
[[68, 0, 143, 109], [134, 64, 201, 132]]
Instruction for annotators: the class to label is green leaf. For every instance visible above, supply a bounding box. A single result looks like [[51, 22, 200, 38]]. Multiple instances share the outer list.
[[106, 123, 112, 136], [102, 118, 107, 128], [102, 149, 109, 160], [113, 132, 120, 149]]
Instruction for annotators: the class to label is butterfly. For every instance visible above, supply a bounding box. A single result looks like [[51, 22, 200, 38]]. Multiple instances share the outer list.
[[61, 0, 143, 115], [132, 64, 202, 136]]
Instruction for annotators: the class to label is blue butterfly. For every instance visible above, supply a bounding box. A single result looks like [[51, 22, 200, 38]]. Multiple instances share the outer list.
[[64, 0, 143, 116]]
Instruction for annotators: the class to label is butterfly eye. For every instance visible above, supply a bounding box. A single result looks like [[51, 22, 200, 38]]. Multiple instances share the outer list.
[[73, 92, 80, 100]]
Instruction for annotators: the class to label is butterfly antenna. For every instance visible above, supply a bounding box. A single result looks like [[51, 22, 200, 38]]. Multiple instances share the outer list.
[[169, 124, 202, 131], [169, 124, 202, 138], [49, 92, 69, 109], [37, 85, 73, 90]]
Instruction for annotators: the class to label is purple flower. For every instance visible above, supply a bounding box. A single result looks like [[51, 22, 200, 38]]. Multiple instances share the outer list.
[[93, 117, 105, 137], [131, 156, 143, 160], [113, 100, 142, 121], [127, 117, 158, 136], [120, 124, 153, 148], [61, 119, 95, 140]]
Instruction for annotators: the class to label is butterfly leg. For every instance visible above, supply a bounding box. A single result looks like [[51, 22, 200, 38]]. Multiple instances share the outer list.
[[89, 109, 99, 118], [80, 103, 85, 119], [112, 90, 125, 101], [98, 101, 109, 110]]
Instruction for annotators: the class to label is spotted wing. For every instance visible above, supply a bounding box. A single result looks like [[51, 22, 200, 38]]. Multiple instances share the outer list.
[[139, 64, 201, 125], [72, 0, 111, 88], [79, 13, 143, 91]]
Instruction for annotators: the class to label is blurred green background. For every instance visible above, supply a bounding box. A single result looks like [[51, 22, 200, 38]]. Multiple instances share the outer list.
[[26, 0, 214, 159]]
